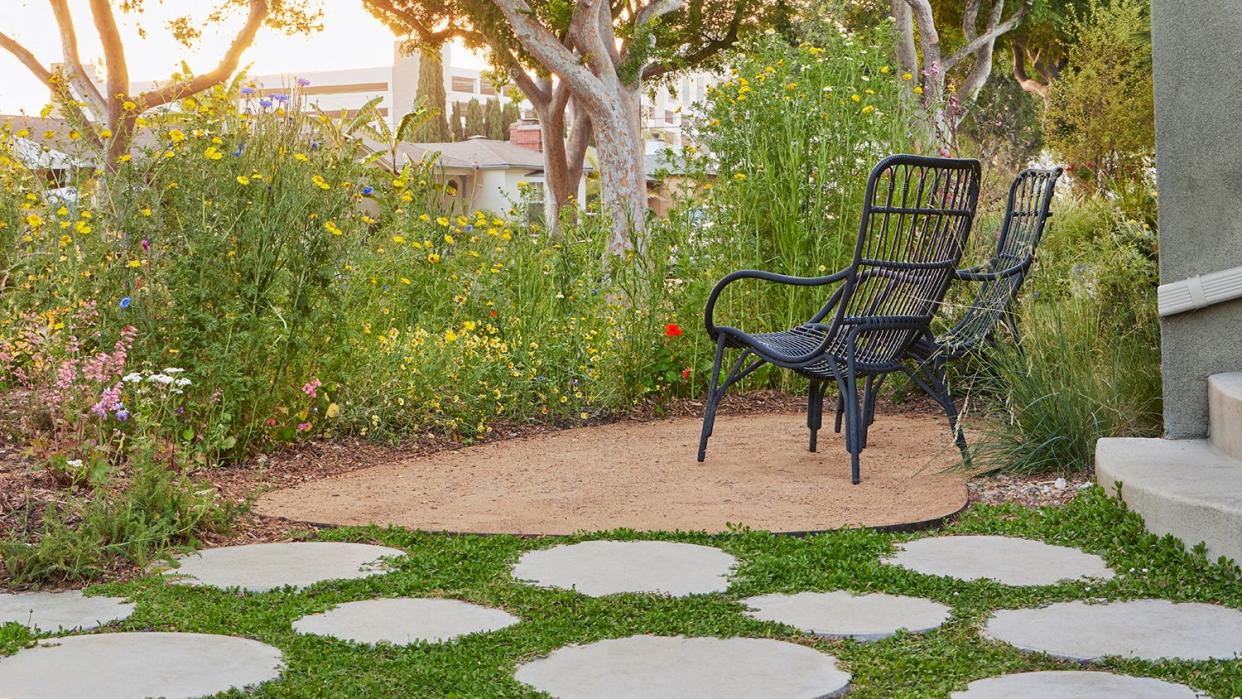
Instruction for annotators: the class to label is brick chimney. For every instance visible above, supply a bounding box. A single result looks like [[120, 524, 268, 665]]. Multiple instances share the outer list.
[[509, 119, 542, 152]]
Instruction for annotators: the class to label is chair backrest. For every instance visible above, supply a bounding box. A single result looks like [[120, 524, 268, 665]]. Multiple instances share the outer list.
[[939, 166, 1063, 354], [815, 154, 982, 366]]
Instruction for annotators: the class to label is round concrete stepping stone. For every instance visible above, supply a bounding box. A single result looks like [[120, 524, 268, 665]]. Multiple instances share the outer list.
[[512, 541, 736, 597], [951, 671, 1202, 698], [293, 597, 519, 645], [166, 542, 406, 592], [742, 590, 951, 641], [514, 635, 850, 698], [0, 632, 283, 699], [0, 591, 134, 633], [884, 535, 1114, 586], [984, 599, 1242, 661]]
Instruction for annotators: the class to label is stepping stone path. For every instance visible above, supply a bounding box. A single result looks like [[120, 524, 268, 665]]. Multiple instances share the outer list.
[[883, 535, 1114, 586], [512, 540, 736, 596], [166, 542, 406, 592], [0, 632, 283, 699], [0, 591, 134, 633], [951, 671, 1202, 698], [293, 598, 519, 645], [514, 635, 850, 699], [742, 590, 951, 641], [984, 599, 1242, 661]]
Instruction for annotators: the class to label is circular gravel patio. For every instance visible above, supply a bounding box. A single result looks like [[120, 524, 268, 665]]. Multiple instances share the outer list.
[[255, 412, 968, 534]]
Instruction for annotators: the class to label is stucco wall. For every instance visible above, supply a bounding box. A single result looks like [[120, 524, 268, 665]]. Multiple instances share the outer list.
[[1153, 0, 1242, 438]]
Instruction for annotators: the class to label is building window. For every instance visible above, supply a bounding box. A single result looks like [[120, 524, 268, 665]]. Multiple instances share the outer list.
[[480, 80, 497, 96], [665, 110, 677, 124], [451, 76, 476, 93]]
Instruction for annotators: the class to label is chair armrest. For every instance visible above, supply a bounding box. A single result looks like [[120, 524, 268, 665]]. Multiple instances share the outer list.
[[704, 268, 850, 336], [954, 258, 1030, 282]]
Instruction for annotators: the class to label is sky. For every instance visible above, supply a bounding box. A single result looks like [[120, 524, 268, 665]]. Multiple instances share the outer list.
[[0, 0, 486, 114]]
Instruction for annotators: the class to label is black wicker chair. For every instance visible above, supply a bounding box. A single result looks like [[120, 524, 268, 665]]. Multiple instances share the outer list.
[[835, 166, 1064, 450], [698, 154, 982, 484]]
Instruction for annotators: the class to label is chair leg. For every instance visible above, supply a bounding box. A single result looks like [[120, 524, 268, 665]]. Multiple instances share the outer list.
[[807, 380, 824, 452], [845, 372, 863, 485], [833, 394, 844, 434], [904, 365, 969, 465], [697, 336, 727, 462]]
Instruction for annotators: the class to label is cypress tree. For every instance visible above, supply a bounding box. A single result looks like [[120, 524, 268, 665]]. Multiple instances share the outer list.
[[464, 98, 485, 138], [483, 98, 505, 139], [410, 47, 451, 142], [501, 101, 521, 140], [449, 101, 465, 141]]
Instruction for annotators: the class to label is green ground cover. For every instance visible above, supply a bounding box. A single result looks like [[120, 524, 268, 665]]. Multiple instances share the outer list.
[[4, 488, 1238, 698]]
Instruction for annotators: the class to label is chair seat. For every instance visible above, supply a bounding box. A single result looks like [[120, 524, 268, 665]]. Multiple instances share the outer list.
[[737, 325, 899, 377]]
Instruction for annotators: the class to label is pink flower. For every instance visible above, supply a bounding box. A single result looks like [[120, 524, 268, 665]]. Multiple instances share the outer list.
[[301, 378, 321, 398], [265, 417, 278, 427], [141, 239, 150, 252], [296, 422, 311, 432]]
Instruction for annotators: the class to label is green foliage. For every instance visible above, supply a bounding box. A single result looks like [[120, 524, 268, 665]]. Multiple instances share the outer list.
[[969, 194, 1162, 475], [449, 101, 465, 141], [1044, 0, 1154, 190], [409, 47, 452, 142], [464, 98, 485, 138], [501, 101, 521, 140], [483, 98, 506, 140], [0, 436, 235, 585]]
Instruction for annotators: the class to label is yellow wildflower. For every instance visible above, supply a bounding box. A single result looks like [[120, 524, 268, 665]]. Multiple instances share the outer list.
[[203, 146, 223, 160], [236, 175, 250, 186], [324, 221, 343, 236]]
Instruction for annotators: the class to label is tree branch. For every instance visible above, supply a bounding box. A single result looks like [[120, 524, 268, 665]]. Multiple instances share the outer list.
[[1011, 38, 1049, 97], [49, 0, 107, 117], [136, 0, 269, 110], [0, 31, 54, 86], [491, 0, 606, 112], [903, 0, 942, 71], [86, 0, 128, 122], [944, 0, 1028, 70]]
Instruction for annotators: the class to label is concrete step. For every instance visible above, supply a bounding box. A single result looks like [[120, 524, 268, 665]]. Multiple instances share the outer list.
[[1096, 437, 1242, 565], [1209, 373, 1242, 460]]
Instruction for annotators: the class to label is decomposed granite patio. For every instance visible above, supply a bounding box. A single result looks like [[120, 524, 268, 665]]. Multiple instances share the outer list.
[[0, 632, 283, 699], [0, 590, 134, 633], [255, 412, 969, 534], [293, 597, 520, 645]]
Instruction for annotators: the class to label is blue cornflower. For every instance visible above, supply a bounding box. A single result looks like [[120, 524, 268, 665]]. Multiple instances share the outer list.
[[272, 93, 289, 103], [362, 185, 374, 196], [232, 143, 245, 157], [115, 408, 130, 421], [240, 86, 256, 96], [297, 77, 311, 88], [259, 98, 273, 109], [119, 297, 132, 309]]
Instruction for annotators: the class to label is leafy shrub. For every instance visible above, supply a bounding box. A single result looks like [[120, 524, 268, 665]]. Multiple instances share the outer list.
[[1044, 0, 1154, 190], [969, 192, 1161, 475]]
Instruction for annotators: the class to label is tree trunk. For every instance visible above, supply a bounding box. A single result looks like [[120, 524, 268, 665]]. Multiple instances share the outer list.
[[591, 88, 646, 255]]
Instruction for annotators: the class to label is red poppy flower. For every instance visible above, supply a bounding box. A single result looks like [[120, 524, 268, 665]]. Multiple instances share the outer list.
[[665, 323, 682, 337], [681, 368, 692, 379], [488, 309, 497, 317]]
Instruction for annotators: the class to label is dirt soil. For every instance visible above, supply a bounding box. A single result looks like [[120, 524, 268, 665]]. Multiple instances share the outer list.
[[256, 410, 970, 535]]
